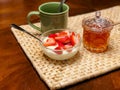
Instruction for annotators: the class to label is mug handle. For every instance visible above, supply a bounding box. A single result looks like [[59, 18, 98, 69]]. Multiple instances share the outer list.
[[27, 11, 41, 31]]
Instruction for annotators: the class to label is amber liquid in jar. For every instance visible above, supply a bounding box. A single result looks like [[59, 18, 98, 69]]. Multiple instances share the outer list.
[[82, 18, 113, 53]]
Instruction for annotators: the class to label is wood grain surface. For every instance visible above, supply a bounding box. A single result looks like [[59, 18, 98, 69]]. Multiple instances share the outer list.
[[0, 0, 120, 90]]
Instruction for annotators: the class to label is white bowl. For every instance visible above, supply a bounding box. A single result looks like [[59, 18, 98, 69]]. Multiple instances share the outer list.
[[40, 29, 81, 60]]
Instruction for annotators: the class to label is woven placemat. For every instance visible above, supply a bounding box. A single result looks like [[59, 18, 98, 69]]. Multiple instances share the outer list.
[[11, 6, 120, 90]]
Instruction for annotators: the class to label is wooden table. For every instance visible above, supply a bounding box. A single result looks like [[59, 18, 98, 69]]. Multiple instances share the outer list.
[[0, 0, 120, 90]]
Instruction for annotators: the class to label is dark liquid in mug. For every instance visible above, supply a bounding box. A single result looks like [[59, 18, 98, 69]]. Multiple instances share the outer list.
[[40, 4, 67, 13]]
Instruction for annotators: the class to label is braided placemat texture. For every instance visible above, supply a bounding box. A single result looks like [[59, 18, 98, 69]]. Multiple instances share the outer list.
[[11, 6, 120, 90]]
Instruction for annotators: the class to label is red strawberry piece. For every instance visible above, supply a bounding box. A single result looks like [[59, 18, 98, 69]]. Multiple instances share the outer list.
[[54, 46, 62, 54], [70, 32, 76, 46], [63, 44, 73, 52], [59, 30, 69, 37], [43, 38, 56, 46], [55, 36, 70, 44], [48, 33, 57, 38], [57, 41, 64, 48], [63, 44, 73, 49], [71, 32, 75, 36], [54, 32, 59, 36]]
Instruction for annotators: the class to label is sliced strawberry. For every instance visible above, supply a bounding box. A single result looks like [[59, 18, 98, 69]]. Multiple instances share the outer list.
[[55, 36, 70, 44], [54, 46, 62, 54], [63, 44, 73, 49], [59, 30, 69, 37], [43, 38, 56, 46], [63, 44, 73, 52], [57, 41, 64, 48], [48, 33, 57, 38], [71, 32, 75, 36], [70, 32, 76, 46]]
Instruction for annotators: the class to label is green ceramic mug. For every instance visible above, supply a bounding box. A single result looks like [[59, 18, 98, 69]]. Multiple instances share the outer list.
[[27, 2, 69, 33]]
